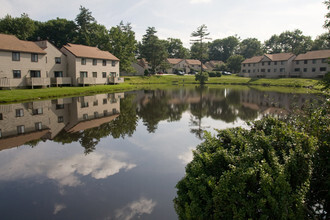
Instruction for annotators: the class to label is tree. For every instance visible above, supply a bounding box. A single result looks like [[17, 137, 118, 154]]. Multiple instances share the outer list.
[[174, 116, 316, 219], [239, 38, 263, 58], [140, 27, 168, 73], [324, 0, 330, 29], [190, 42, 208, 60], [311, 33, 330, 50], [109, 21, 137, 73], [191, 24, 211, 73], [0, 13, 36, 40], [263, 34, 282, 54], [195, 72, 209, 85], [226, 55, 244, 73], [208, 36, 240, 62], [75, 6, 97, 46], [32, 18, 77, 48], [166, 38, 190, 58]]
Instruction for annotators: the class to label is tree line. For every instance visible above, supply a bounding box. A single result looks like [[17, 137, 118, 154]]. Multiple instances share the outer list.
[[0, 6, 329, 74]]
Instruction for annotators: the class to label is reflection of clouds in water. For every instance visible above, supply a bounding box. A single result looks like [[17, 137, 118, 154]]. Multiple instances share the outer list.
[[178, 147, 194, 164], [115, 197, 156, 220], [53, 203, 66, 215], [0, 151, 136, 187]]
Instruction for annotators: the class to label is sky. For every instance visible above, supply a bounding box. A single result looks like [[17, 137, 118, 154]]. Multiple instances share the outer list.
[[0, 0, 327, 48]]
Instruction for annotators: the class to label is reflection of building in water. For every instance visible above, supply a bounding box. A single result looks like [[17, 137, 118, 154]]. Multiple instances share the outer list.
[[240, 89, 318, 117], [0, 93, 124, 150]]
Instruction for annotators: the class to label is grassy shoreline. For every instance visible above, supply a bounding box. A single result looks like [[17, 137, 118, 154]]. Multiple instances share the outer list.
[[0, 75, 321, 103]]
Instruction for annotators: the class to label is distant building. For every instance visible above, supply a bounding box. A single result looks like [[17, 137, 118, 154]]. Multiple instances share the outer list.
[[240, 50, 330, 78], [204, 60, 225, 71]]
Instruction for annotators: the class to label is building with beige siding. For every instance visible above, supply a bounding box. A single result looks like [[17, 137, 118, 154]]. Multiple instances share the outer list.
[[292, 50, 330, 78], [61, 43, 122, 86], [204, 60, 225, 71], [0, 34, 49, 88]]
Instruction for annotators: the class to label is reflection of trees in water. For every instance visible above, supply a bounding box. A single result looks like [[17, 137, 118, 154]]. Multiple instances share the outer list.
[[54, 95, 138, 154]]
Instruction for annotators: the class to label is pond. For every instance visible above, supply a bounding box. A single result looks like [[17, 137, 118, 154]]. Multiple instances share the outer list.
[[0, 86, 320, 220]]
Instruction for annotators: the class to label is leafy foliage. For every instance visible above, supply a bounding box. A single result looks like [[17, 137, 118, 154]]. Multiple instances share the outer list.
[[0, 13, 36, 40], [174, 116, 317, 219], [208, 36, 240, 62], [226, 55, 244, 73], [195, 72, 209, 85]]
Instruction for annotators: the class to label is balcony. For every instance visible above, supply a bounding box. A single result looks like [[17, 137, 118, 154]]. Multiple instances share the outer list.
[[77, 77, 96, 85], [0, 78, 11, 88], [109, 77, 124, 84], [51, 77, 72, 86], [26, 77, 50, 88]]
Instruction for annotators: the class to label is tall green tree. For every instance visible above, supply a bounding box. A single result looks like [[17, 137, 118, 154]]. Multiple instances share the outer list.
[[166, 38, 190, 58], [140, 27, 168, 73], [109, 21, 137, 73], [0, 13, 36, 40], [324, 0, 330, 29], [75, 6, 96, 46], [311, 33, 330, 50], [239, 38, 262, 58], [191, 24, 211, 73], [190, 42, 208, 60], [32, 18, 77, 48], [208, 36, 240, 62], [226, 55, 244, 73], [263, 34, 282, 54]]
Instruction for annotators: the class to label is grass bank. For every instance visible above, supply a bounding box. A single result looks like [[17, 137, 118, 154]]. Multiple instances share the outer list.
[[0, 75, 321, 103]]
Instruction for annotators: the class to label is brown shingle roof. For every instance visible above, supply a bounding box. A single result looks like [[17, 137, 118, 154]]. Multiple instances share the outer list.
[[0, 33, 46, 54], [295, 50, 330, 60], [167, 58, 183, 64], [242, 56, 263, 64], [67, 114, 119, 133], [62, 43, 119, 61], [185, 59, 202, 65], [264, 53, 295, 61]]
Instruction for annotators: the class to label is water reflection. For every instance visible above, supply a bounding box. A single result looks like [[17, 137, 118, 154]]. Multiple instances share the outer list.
[[0, 87, 323, 220]]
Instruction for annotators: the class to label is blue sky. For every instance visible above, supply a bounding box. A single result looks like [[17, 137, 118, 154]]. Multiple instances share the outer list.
[[0, 0, 327, 47]]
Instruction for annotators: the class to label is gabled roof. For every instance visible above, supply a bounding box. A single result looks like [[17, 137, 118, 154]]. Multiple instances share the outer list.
[[205, 60, 225, 68], [264, 53, 295, 61], [242, 56, 263, 64], [295, 50, 330, 60], [0, 33, 46, 54], [185, 59, 202, 65], [62, 43, 119, 61], [167, 58, 183, 64]]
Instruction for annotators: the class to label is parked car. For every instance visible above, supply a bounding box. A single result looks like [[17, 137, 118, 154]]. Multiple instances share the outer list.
[[177, 71, 185, 75], [222, 71, 232, 75]]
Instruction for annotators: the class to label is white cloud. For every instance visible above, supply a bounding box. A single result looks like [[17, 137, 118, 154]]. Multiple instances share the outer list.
[[53, 203, 66, 215], [115, 197, 156, 220], [178, 147, 194, 164]]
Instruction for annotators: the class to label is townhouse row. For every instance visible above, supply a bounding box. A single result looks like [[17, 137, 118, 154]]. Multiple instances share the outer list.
[[0, 34, 123, 89], [239, 50, 330, 78]]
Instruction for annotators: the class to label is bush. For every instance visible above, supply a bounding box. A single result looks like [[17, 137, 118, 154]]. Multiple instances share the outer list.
[[144, 69, 149, 76], [174, 116, 317, 219], [195, 71, 209, 84]]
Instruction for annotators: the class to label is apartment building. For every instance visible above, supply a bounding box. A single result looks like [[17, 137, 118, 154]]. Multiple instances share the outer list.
[[61, 43, 122, 86], [204, 60, 225, 71], [0, 34, 123, 89], [240, 50, 330, 78], [166, 58, 187, 73], [0, 34, 49, 88], [292, 50, 330, 78], [240, 53, 296, 78]]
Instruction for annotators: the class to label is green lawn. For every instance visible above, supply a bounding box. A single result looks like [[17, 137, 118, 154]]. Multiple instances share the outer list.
[[0, 75, 321, 103]]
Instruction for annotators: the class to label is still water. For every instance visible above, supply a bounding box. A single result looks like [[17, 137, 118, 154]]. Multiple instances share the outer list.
[[0, 86, 318, 219]]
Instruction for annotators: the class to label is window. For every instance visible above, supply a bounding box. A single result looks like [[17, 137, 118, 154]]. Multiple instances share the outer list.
[[35, 122, 42, 131], [17, 125, 25, 134], [102, 72, 107, 78], [243, 64, 245, 67], [268, 69, 270, 72], [312, 59, 316, 64], [81, 58, 86, 65], [274, 69, 277, 72], [294, 68, 300, 72], [93, 100, 98, 106], [322, 59, 327, 63], [55, 57, 61, 64], [30, 70, 41, 78], [296, 61, 299, 64], [94, 112, 99, 118], [33, 108, 43, 115], [103, 110, 108, 116], [312, 68, 316, 72], [80, 71, 88, 78], [281, 61, 284, 65], [102, 60, 107, 66], [304, 60, 308, 64], [93, 59, 97, 65], [268, 62, 271, 65], [56, 104, 64, 109], [16, 109, 24, 117], [93, 72, 97, 78], [0, 129, 2, 138], [262, 62, 265, 66], [13, 70, 21, 78], [253, 63, 256, 67], [81, 102, 89, 108], [103, 98, 107, 104], [112, 61, 116, 66], [83, 114, 88, 120], [58, 116, 64, 123], [31, 53, 38, 62], [242, 70, 246, 73], [248, 70, 250, 73], [12, 52, 20, 61], [113, 108, 117, 114], [280, 68, 285, 72], [0, 113, 3, 120], [274, 61, 277, 65], [320, 67, 327, 71], [111, 72, 116, 77], [303, 68, 307, 72], [54, 71, 63, 77], [261, 69, 265, 73]]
